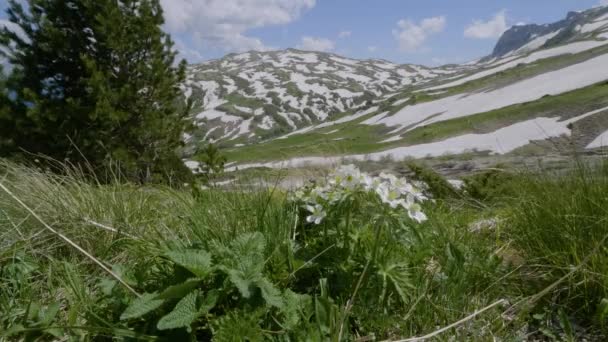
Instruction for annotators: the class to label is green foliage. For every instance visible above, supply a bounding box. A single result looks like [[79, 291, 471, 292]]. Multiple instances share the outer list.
[[4, 159, 608, 340], [120, 293, 165, 320], [166, 250, 213, 278], [506, 162, 608, 326], [195, 143, 227, 183], [406, 161, 460, 200], [0, 0, 191, 183], [156, 290, 201, 331], [462, 165, 517, 201]]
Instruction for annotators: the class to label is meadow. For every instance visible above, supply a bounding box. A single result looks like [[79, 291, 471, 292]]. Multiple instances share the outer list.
[[2, 158, 608, 341]]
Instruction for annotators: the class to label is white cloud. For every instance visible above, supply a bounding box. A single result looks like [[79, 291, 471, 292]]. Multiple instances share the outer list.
[[159, 0, 315, 58], [297, 36, 335, 52], [392, 16, 446, 52], [338, 30, 351, 38], [599, 0, 608, 6], [368, 46, 377, 52], [464, 11, 508, 39]]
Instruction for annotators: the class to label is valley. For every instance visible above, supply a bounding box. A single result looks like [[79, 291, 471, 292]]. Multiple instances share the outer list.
[[182, 6, 608, 174]]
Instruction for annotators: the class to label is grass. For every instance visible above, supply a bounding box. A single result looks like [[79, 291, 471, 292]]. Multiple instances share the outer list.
[[2, 158, 608, 340]]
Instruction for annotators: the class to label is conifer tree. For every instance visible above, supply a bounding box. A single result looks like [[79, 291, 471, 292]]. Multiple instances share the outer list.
[[0, 0, 192, 182]]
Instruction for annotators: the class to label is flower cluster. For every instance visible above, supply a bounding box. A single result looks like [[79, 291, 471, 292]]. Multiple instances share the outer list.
[[292, 164, 428, 225]]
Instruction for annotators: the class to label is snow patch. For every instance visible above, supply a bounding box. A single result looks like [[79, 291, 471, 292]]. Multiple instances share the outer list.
[[428, 40, 608, 91], [587, 130, 608, 149], [380, 52, 608, 131]]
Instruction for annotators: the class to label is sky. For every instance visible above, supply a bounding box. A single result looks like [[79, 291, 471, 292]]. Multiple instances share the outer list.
[[1, 0, 608, 66]]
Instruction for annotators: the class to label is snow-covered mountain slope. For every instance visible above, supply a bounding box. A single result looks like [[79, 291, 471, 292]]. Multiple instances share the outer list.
[[184, 6, 608, 171], [182, 49, 461, 145], [492, 6, 608, 57]]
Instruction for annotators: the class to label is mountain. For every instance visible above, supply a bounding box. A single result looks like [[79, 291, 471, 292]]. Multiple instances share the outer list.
[[492, 6, 608, 57], [183, 6, 608, 171], [181, 50, 462, 148]]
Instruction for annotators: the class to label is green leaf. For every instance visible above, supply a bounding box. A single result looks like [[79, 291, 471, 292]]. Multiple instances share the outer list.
[[120, 293, 164, 320], [166, 250, 212, 278], [212, 310, 265, 342], [559, 309, 574, 341], [40, 302, 61, 326], [199, 290, 219, 314], [157, 290, 201, 331], [281, 290, 312, 330], [98, 278, 117, 296], [597, 298, 608, 321], [257, 278, 284, 309], [214, 232, 268, 299], [158, 278, 203, 300], [226, 269, 253, 298]]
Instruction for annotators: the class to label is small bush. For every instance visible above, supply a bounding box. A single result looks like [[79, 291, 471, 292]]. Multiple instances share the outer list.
[[406, 161, 460, 200], [462, 165, 518, 202]]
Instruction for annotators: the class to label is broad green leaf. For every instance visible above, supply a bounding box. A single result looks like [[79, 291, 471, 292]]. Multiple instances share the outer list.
[[120, 293, 164, 320], [158, 278, 203, 300], [281, 290, 312, 330], [227, 269, 253, 298], [166, 250, 212, 278], [212, 310, 265, 342], [40, 302, 61, 326], [257, 278, 283, 309], [157, 290, 200, 331], [199, 290, 219, 313], [98, 278, 117, 296]]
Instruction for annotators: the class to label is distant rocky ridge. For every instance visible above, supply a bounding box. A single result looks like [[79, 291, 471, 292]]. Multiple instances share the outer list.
[[492, 5, 608, 57]]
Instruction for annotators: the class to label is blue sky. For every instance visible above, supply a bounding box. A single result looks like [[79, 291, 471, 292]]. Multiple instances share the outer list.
[[1, 0, 607, 65]]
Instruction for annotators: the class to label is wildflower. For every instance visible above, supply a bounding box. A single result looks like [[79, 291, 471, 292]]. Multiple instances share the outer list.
[[405, 202, 427, 223], [305, 204, 326, 225], [362, 174, 382, 192], [376, 182, 403, 208], [393, 177, 414, 196], [379, 172, 398, 184], [410, 185, 428, 202], [334, 164, 362, 189], [292, 189, 306, 201], [325, 186, 345, 204], [309, 186, 328, 202]]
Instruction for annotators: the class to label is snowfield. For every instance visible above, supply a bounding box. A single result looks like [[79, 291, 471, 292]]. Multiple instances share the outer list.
[[427, 40, 608, 91], [587, 130, 608, 149], [375, 52, 608, 131], [228, 106, 608, 170]]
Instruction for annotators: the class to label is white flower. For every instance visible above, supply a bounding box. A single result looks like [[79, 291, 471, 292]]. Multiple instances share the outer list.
[[325, 187, 345, 204], [405, 203, 427, 223], [376, 182, 403, 208], [393, 177, 414, 196], [379, 172, 398, 184], [305, 204, 326, 225], [362, 174, 383, 192], [292, 189, 306, 201], [410, 185, 428, 202], [334, 164, 362, 189], [310, 186, 328, 202]]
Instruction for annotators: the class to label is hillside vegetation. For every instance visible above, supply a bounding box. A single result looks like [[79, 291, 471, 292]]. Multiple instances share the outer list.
[[2, 159, 608, 340]]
